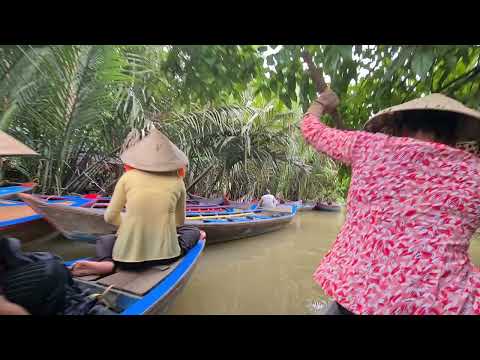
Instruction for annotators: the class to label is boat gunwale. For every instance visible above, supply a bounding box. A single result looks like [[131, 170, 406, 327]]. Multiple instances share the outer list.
[[188, 206, 297, 227], [0, 185, 34, 199], [26, 197, 294, 225], [64, 239, 206, 315], [0, 195, 91, 227]]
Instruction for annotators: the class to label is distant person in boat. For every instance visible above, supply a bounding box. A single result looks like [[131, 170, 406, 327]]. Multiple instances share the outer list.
[[258, 190, 278, 209], [71, 126, 205, 276], [276, 193, 286, 204], [302, 88, 480, 315], [222, 193, 231, 205]]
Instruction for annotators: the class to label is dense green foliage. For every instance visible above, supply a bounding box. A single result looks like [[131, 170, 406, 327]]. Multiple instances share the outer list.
[[1, 45, 479, 200]]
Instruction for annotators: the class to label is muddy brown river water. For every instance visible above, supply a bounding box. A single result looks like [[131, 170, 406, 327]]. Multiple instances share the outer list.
[[23, 210, 480, 314]]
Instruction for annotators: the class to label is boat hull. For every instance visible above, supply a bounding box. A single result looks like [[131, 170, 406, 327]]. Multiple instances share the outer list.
[[192, 213, 295, 244], [66, 239, 205, 315], [313, 203, 341, 212], [18, 194, 111, 242], [0, 218, 58, 243], [20, 193, 296, 245], [0, 184, 34, 200]]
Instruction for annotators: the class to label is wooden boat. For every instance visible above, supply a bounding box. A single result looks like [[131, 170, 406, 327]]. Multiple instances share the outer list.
[[79, 195, 250, 214], [0, 182, 36, 200], [19, 193, 116, 242], [19, 193, 297, 244], [187, 194, 249, 208], [81, 195, 254, 213], [299, 204, 315, 211], [187, 194, 224, 206], [188, 206, 297, 244], [80, 194, 249, 212], [299, 202, 315, 211], [313, 202, 342, 212], [186, 206, 258, 217], [0, 195, 90, 243], [64, 239, 205, 315], [284, 200, 315, 211], [187, 203, 252, 211]]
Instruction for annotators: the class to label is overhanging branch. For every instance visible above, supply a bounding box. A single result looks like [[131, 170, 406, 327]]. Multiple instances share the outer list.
[[301, 49, 346, 130]]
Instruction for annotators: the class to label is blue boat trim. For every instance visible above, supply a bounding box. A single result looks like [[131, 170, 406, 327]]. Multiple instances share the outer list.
[[0, 201, 27, 207], [186, 209, 260, 217], [0, 195, 90, 228], [199, 207, 297, 224], [64, 239, 206, 315], [0, 186, 32, 196], [121, 239, 205, 315], [0, 214, 44, 227]]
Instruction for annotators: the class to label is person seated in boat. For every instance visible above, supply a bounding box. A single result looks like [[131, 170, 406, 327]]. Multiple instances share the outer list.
[[302, 88, 480, 315], [222, 193, 231, 205], [0, 256, 30, 315], [276, 193, 286, 204], [258, 190, 278, 209], [0, 236, 117, 315], [71, 126, 205, 277]]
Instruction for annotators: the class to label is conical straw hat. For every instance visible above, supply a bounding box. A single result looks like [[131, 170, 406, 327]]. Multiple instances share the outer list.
[[120, 127, 188, 172], [0, 130, 38, 156], [364, 93, 480, 141]]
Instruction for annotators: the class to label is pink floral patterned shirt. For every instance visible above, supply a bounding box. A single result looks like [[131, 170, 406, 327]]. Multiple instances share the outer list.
[[302, 114, 480, 315]]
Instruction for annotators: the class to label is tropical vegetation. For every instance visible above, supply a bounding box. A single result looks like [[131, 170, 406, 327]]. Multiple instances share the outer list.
[[1, 45, 479, 201]]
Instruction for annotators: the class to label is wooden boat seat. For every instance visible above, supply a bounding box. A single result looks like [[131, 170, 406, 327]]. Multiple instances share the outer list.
[[72, 259, 183, 296], [98, 259, 182, 295]]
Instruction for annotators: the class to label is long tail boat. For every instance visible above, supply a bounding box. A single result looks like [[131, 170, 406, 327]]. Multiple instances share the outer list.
[[19, 194, 297, 244]]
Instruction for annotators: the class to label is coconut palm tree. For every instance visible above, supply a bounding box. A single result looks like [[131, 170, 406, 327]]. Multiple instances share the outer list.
[[0, 45, 343, 201]]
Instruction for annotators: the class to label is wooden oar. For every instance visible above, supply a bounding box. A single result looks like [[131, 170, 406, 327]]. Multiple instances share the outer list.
[[187, 212, 255, 221]]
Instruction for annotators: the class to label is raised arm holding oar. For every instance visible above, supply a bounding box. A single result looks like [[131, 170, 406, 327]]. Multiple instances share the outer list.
[[301, 84, 480, 315]]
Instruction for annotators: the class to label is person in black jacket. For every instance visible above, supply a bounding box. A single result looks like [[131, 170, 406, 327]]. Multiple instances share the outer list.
[[0, 236, 116, 315]]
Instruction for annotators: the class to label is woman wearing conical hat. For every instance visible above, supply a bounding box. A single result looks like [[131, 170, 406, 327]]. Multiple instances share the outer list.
[[71, 125, 205, 276], [301, 89, 480, 315]]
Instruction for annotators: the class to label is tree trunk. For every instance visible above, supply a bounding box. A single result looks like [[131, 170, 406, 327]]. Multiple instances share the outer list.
[[301, 49, 346, 130], [186, 163, 215, 193]]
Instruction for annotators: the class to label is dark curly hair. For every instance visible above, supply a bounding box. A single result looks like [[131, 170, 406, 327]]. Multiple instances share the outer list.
[[394, 110, 459, 145]]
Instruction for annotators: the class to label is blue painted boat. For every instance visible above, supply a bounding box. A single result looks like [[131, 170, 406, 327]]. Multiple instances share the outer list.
[[0, 196, 91, 243], [64, 239, 206, 315], [0, 184, 35, 200], [185, 204, 258, 217], [188, 205, 298, 244], [313, 202, 342, 212], [21, 194, 297, 245]]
